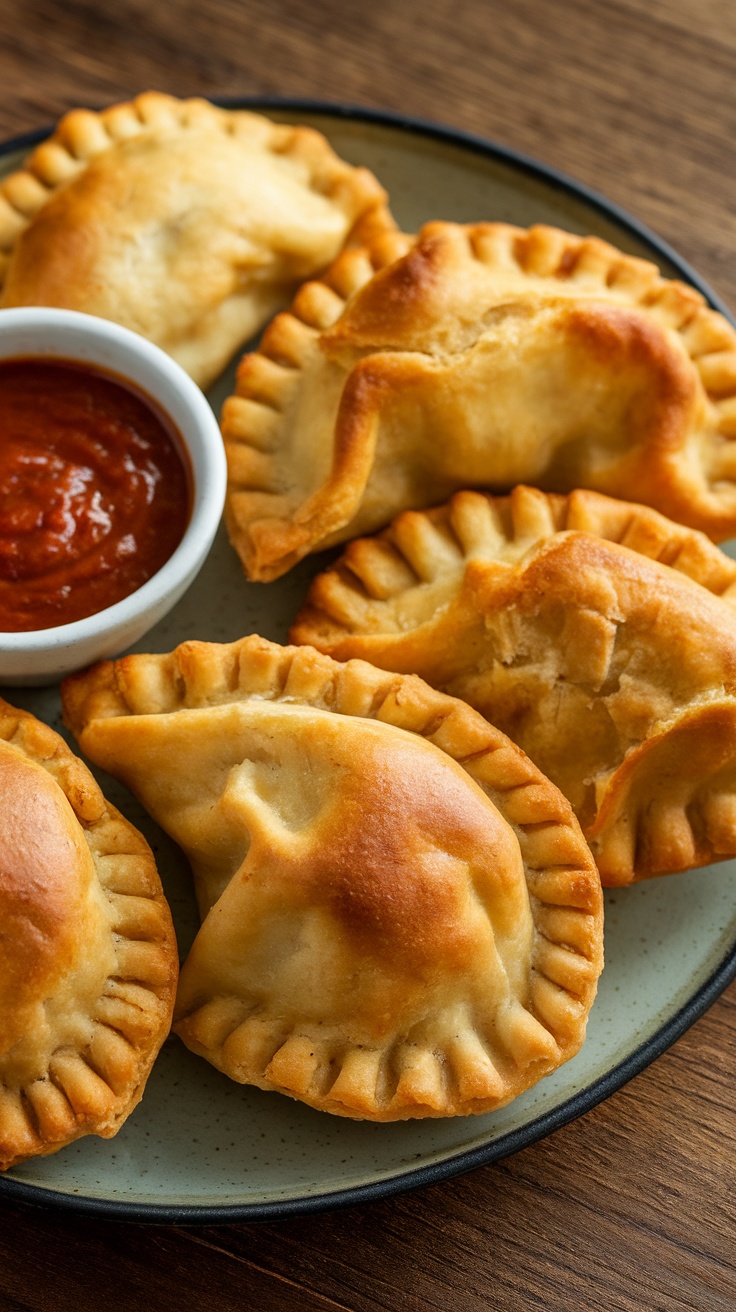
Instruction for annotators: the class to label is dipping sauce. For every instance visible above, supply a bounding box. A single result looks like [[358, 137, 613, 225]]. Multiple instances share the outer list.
[[0, 359, 191, 632]]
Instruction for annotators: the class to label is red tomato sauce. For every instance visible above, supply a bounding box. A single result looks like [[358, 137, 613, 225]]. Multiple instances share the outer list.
[[0, 359, 191, 632]]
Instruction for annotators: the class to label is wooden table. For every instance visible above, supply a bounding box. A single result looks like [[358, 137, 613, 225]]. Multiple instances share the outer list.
[[0, 1, 734, 1308]]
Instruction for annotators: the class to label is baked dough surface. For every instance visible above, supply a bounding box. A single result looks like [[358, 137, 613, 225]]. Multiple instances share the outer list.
[[0, 700, 177, 1171], [62, 636, 603, 1121], [0, 93, 392, 388], [222, 221, 736, 579], [292, 486, 736, 885]]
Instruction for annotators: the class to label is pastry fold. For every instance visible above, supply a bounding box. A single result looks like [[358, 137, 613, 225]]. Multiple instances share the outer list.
[[0, 93, 392, 388], [222, 221, 736, 580], [0, 700, 177, 1171], [62, 636, 603, 1122], [292, 486, 736, 885]]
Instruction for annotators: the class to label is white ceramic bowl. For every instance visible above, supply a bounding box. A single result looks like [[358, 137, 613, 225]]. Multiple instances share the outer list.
[[0, 308, 227, 686]]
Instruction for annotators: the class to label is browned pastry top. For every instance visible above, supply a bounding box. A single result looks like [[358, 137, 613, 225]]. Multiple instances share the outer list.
[[0, 92, 392, 388], [223, 221, 736, 580], [62, 635, 604, 1122], [0, 699, 177, 1171], [292, 486, 736, 885]]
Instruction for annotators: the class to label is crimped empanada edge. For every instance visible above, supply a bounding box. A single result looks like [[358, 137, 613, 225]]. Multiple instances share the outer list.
[[222, 220, 736, 583], [291, 485, 736, 651], [62, 635, 603, 1122], [0, 700, 178, 1172], [222, 229, 412, 581], [291, 486, 736, 886], [0, 91, 394, 296]]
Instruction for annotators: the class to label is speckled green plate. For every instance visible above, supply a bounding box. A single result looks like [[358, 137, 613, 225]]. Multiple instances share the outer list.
[[1, 102, 735, 1223]]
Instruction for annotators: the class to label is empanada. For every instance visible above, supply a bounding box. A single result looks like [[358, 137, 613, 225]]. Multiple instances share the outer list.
[[62, 636, 603, 1122], [0, 93, 392, 389], [222, 220, 736, 580], [0, 700, 177, 1171], [292, 486, 736, 886]]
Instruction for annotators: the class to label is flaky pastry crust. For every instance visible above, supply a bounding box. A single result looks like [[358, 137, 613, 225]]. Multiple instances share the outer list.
[[62, 636, 603, 1122], [0, 699, 177, 1171], [292, 486, 736, 886], [222, 221, 736, 580], [0, 92, 393, 388]]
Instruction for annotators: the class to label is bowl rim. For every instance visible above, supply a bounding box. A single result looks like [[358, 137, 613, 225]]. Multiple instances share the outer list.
[[0, 96, 734, 1225], [0, 307, 226, 651]]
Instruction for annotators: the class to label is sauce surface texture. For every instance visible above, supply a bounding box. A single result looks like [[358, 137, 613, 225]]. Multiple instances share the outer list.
[[0, 358, 191, 631]]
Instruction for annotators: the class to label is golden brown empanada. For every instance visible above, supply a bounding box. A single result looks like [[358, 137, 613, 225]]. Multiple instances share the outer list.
[[222, 220, 736, 580], [62, 636, 603, 1122], [0, 699, 177, 1171], [0, 93, 392, 388], [292, 486, 736, 886]]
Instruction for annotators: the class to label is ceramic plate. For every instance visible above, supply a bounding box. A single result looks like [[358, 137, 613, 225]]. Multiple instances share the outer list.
[[1, 102, 735, 1223]]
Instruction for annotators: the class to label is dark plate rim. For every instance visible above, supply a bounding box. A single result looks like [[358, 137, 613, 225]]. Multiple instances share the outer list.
[[1, 97, 735, 1226]]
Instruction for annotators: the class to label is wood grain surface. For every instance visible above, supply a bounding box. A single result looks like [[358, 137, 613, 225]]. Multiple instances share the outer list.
[[0, 1, 735, 1308]]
